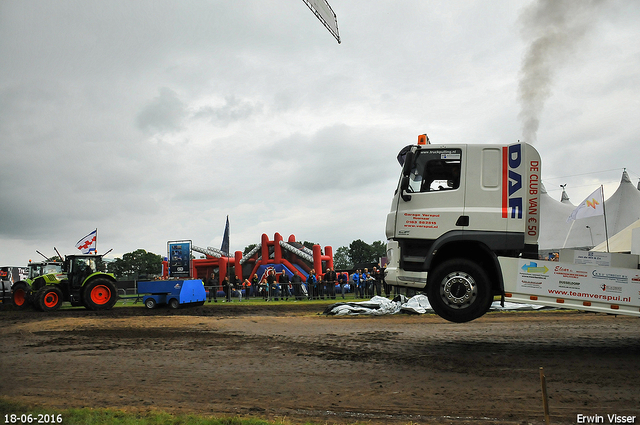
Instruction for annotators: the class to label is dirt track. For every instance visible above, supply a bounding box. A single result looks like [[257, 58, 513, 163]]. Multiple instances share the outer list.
[[1, 303, 639, 424]]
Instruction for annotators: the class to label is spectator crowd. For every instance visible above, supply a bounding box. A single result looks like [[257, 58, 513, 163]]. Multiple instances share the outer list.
[[205, 266, 389, 302]]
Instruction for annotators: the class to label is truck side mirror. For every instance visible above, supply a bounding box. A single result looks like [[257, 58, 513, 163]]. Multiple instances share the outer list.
[[401, 151, 414, 177], [400, 151, 414, 202], [400, 176, 412, 201]]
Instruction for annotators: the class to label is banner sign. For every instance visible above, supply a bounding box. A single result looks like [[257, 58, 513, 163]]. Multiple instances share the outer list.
[[168, 241, 191, 278], [517, 259, 640, 306]]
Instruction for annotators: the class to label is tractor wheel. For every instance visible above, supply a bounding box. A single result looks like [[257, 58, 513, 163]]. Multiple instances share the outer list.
[[36, 286, 63, 312], [12, 282, 31, 309], [83, 278, 118, 311], [169, 298, 180, 309], [144, 298, 157, 309], [427, 259, 493, 323]]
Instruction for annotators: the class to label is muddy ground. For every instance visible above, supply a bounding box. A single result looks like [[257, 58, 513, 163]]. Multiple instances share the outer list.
[[1, 303, 639, 424]]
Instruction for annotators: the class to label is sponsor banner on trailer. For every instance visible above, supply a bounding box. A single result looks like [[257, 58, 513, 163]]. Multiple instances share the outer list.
[[516, 259, 640, 306], [168, 241, 191, 278]]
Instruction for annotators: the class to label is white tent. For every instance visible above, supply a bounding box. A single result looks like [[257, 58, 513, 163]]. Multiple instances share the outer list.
[[601, 171, 640, 235], [539, 170, 640, 252], [591, 218, 640, 253], [538, 182, 577, 251], [560, 186, 574, 205]]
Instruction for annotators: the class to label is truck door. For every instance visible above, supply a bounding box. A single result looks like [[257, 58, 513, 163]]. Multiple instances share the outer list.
[[394, 147, 466, 240]]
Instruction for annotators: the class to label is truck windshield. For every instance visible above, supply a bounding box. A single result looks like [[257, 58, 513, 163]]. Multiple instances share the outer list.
[[408, 148, 462, 192]]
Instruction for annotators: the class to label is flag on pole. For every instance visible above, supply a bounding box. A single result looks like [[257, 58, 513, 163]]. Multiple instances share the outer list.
[[220, 216, 230, 256], [566, 186, 604, 222], [301, 0, 341, 44], [75, 229, 97, 254]]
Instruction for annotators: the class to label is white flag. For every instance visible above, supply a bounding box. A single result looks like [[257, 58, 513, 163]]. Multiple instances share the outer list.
[[566, 186, 604, 222], [75, 229, 97, 254]]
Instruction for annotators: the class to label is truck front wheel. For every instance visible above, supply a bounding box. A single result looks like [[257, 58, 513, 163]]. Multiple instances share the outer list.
[[427, 259, 493, 323], [83, 278, 118, 311]]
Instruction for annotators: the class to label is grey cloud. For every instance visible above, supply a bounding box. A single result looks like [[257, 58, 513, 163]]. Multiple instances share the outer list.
[[136, 88, 187, 133], [254, 125, 398, 194], [193, 96, 263, 126]]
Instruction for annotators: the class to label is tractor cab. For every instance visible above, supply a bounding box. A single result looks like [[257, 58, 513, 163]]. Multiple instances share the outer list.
[[28, 261, 62, 280], [65, 255, 102, 289]]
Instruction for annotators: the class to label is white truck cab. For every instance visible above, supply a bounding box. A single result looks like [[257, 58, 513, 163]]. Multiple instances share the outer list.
[[385, 136, 640, 322]]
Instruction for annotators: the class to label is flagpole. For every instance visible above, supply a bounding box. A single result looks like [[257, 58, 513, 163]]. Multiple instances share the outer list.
[[600, 186, 610, 253], [562, 220, 575, 249], [95, 228, 98, 255]]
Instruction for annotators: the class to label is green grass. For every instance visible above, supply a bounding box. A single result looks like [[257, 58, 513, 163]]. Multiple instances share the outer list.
[[0, 398, 326, 425]]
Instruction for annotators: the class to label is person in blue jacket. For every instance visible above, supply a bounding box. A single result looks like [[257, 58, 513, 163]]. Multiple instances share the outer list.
[[351, 270, 360, 298]]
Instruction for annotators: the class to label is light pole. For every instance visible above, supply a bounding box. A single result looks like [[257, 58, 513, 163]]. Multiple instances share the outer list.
[[586, 226, 594, 247]]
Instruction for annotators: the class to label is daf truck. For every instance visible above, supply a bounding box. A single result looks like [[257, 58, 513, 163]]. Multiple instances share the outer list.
[[384, 135, 640, 322]]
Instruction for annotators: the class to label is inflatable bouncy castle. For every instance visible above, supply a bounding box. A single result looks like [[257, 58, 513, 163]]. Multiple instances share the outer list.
[[185, 233, 333, 287]]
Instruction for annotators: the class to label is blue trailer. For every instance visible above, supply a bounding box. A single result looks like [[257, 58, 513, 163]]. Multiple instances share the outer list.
[[137, 279, 206, 309]]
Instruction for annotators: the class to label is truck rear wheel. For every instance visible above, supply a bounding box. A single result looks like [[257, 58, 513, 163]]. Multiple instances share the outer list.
[[12, 282, 31, 309], [83, 278, 117, 311], [36, 286, 63, 312], [427, 259, 493, 323]]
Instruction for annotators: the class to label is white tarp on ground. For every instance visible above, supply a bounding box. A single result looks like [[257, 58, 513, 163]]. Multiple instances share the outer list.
[[323, 295, 548, 316]]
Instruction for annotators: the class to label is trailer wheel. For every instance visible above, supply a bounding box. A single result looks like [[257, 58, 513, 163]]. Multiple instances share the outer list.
[[36, 286, 63, 312], [145, 298, 156, 309], [83, 278, 118, 311], [169, 298, 180, 309], [427, 259, 493, 323], [12, 282, 31, 309]]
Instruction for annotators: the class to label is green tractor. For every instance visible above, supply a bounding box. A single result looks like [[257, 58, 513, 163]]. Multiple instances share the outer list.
[[12, 254, 118, 312]]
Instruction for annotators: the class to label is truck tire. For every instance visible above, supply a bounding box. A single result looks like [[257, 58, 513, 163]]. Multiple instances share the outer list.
[[145, 298, 157, 309], [427, 259, 493, 323], [12, 282, 31, 309], [36, 286, 63, 312], [83, 278, 117, 311], [169, 298, 180, 309]]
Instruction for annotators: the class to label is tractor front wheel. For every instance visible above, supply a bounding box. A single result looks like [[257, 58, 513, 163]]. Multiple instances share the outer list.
[[36, 286, 63, 312], [83, 278, 118, 311], [12, 282, 31, 309]]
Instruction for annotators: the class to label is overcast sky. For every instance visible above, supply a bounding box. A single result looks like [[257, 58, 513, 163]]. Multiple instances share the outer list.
[[1, 0, 639, 265]]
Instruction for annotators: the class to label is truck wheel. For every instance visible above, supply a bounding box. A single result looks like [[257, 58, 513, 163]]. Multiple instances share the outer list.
[[12, 282, 31, 309], [169, 298, 180, 309], [36, 286, 63, 312], [427, 259, 493, 323], [145, 298, 156, 309], [83, 278, 117, 311]]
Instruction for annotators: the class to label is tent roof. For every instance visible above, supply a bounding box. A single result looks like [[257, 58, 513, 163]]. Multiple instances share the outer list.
[[560, 187, 574, 206], [591, 218, 640, 253], [538, 182, 577, 250], [539, 171, 640, 251]]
